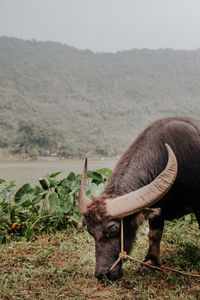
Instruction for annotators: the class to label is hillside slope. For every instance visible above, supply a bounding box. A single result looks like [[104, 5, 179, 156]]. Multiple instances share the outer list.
[[0, 37, 200, 157]]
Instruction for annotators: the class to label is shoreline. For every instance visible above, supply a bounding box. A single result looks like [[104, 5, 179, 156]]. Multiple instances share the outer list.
[[0, 153, 118, 162]]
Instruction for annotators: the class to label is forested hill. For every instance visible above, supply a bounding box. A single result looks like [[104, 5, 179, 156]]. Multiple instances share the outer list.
[[1, 36, 200, 157]]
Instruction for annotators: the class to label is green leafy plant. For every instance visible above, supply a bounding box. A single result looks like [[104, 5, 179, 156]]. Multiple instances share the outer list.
[[0, 168, 111, 243]]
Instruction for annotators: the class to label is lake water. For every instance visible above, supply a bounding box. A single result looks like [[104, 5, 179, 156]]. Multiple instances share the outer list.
[[0, 158, 117, 187]]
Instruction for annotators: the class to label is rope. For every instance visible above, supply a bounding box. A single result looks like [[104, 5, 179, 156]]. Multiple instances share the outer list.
[[109, 218, 200, 278]]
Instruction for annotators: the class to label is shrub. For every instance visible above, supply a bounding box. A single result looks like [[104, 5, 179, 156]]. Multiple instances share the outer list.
[[0, 167, 111, 243]]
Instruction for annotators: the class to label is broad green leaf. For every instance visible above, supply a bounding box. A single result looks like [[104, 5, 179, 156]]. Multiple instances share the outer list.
[[19, 199, 32, 208], [32, 195, 43, 204], [9, 180, 16, 187], [49, 192, 59, 209], [0, 179, 5, 184], [59, 195, 73, 214], [49, 171, 62, 178], [39, 178, 49, 190], [87, 171, 103, 184], [69, 214, 83, 224], [14, 184, 34, 203], [48, 178, 58, 188], [95, 168, 112, 180], [34, 185, 43, 195], [96, 183, 105, 195], [55, 207, 64, 217], [66, 172, 76, 181], [87, 182, 103, 197], [65, 175, 80, 191]]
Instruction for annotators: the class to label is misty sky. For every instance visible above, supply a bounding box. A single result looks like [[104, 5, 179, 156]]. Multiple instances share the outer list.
[[0, 0, 200, 52]]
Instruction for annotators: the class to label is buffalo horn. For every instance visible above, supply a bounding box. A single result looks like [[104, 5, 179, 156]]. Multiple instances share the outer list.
[[78, 158, 92, 215], [106, 144, 178, 218]]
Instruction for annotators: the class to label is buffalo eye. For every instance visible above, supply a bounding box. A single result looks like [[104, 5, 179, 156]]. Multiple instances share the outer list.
[[104, 221, 120, 238]]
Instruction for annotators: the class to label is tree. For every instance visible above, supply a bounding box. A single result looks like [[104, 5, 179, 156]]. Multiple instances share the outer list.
[[15, 120, 67, 157]]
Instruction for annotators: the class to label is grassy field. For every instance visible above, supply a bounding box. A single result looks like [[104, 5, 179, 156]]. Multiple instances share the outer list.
[[1, 216, 200, 300]]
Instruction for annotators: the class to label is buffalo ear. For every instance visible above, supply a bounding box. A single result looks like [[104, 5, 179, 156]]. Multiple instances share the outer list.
[[142, 208, 161, 219], [135, 208, 161, 226], [134, 212, 145, 226]]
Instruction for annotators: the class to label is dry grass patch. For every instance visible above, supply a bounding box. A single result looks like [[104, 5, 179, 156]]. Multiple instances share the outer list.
[[1, 217, 200, 299]]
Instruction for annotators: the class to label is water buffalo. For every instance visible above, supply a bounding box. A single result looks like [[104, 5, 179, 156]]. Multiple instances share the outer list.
[[78, 117, 200, 281]]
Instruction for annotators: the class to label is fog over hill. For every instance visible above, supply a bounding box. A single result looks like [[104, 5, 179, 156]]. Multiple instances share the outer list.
[[0, 37, 200, 157]]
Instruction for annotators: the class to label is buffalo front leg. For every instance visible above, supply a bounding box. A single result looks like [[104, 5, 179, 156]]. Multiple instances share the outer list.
[[143, 218, 164, 269]]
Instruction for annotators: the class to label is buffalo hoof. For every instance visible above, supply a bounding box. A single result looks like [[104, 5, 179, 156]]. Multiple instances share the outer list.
[[137, 264, 154, 274], [137, 260, 160, 274]]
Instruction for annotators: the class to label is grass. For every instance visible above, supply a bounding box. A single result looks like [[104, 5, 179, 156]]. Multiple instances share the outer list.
[[1, 216, 200, 299]]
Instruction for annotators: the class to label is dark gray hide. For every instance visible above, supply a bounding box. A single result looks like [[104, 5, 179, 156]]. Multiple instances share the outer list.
[[83, 117, 200, 280]]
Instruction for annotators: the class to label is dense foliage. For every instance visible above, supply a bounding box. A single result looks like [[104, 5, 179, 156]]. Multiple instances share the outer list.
[[0, 167, 111, 243], [1, 37, 200, 157]]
